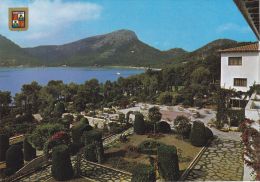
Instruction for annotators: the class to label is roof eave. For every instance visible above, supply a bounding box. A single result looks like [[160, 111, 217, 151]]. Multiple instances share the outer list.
[[233, 0, 260, 40]]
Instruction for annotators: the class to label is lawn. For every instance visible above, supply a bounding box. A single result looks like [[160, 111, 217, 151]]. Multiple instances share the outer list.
[[103, 133, 202, 174]]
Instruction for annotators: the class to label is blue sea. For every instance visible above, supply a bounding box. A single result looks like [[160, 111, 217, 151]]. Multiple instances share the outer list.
[[0, 67, 144, 95]]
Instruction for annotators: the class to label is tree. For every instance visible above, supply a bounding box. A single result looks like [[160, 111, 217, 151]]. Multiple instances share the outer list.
[[148, 107, 162, 134], [51, 145, 73, 181], [14, 81, 42, 114], [157, 91, 173, 105], [174, 115, 191, 138], [190, 66, 210, 85], [0, 91, 11, 119]]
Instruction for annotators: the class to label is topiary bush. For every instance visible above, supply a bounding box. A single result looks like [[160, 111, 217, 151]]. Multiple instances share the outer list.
[[82, 130, 104, 163], [205, 127, 213, 140], [157, 121, 171, 133], [174, 115, 191, 138], [51, 145, 73, 181], [71, 118, 92, 146], [190, 121, 207, 147], [23, 137, 36, 161], [84, 143, 97, 162], [131, 164, 156, 182], [133, 112, 145, 134], [0, 134, 9, 161], [157, 144, 179, 181], [5, 145, 24, 175]]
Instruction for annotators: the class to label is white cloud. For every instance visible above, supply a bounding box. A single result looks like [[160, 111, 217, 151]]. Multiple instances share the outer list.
[[216, 23, 251, 34], [0, 0, 102, 41]]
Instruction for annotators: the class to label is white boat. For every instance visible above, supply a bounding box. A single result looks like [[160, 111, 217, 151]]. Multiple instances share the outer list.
[[116, 72, 121, 75]]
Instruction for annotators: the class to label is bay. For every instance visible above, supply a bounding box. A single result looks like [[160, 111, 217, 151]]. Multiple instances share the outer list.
[[0, 67, 144, 95]]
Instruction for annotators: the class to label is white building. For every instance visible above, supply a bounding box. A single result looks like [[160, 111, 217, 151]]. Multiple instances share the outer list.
[[220, 43, 260, 92]]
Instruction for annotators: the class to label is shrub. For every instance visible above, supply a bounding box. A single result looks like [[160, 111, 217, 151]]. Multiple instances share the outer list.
[[190, 121, 207, 147], [174, 115, 191, 138], [5, 145, 24, 175], [23, 137, 36, 161], [131, 164, 156, 182], [71, 118, 92, 145], [133, 112, 145, 134], [0, 134, 9, 161], [157, 121, 171, 133], [138, 140, 163, 155], [157, 144, 179, 181], [51, 145, 73, 181]]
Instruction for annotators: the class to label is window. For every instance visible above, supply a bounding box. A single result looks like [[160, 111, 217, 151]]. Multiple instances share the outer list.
[[234, 78, 247, 87], [228, 57, 242, 66]]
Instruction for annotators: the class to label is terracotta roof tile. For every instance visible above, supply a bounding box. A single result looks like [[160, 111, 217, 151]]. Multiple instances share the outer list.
[[220, 43, 259, 53]]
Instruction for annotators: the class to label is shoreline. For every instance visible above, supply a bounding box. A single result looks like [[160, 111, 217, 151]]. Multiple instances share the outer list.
[[0, 65, 161, 70]]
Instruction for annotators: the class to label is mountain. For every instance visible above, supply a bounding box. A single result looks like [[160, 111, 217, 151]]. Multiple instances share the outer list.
[[25, 30, 175, 67], [163, 39, 255, 65], [0, 35, 39, 66], [0, 30, 255, 67]]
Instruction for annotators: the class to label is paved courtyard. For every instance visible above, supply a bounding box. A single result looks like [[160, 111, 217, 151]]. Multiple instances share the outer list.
[[185, 138, 244, 181]]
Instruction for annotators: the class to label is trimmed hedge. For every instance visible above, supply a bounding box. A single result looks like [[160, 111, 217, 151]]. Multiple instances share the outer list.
[[51, 145, 73, 181], [0, 134, 9, 161], [157, 144, 179, 181], [157, 121, 171, 133], [6, 145, 24, 175], [190, 121, 207, 147], [133, 112, 145, 134], [23, 137, 36, 161], [131, 164, 156, 182]]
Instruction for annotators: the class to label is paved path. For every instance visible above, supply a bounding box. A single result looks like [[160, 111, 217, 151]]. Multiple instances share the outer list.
[[80, 158, 132, 182], [19, 165, 51, 182], [185, 138, 244, 181]]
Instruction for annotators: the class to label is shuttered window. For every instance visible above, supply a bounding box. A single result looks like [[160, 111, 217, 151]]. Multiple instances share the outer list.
[[228, 57, 242, 66], [234, 78, 247, 87]]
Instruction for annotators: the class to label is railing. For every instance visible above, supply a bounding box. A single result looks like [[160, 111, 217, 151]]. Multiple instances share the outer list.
[[9, 135, 24, 145]]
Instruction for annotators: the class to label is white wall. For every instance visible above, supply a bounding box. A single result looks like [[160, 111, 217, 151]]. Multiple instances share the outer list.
[[221, 52, 260, 92]]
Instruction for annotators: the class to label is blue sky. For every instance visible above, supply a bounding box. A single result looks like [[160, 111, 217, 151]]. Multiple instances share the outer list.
[[0, 0, 257, 51]]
